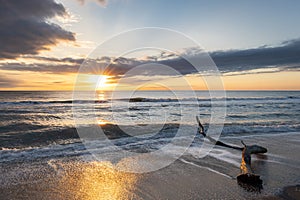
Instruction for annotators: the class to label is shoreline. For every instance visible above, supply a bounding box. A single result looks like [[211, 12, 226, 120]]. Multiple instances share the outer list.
[[0, 132, 299, 199]]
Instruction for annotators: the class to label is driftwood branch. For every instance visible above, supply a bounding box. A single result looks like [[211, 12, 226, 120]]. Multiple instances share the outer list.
[[196, 116, 268, 191], [196, 116, 243, 150]]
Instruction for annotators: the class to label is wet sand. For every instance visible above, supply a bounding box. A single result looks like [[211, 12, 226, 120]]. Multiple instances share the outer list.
[[0, 132, 299, 199]]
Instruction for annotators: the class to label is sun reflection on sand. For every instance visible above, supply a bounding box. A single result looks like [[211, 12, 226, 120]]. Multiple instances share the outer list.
[[58, 161, 139, 200]]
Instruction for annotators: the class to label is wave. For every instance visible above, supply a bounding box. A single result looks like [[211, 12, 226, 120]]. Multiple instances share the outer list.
[[1, 121, 299, 151], [121, 97, 179, 102], [117, 96, 300, 103], [227, 112, 299, 119], [0, 95, 298, 105], [0, 100, 108, 105], [1, 129, 299, 165], [0, 126, 185, 163], [221, 122, 300, 135]]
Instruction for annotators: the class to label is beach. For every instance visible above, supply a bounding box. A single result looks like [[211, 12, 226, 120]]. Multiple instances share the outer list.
[[1, 132, 299, 200]]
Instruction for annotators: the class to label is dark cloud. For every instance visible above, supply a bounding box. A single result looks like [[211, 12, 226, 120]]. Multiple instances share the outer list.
[[103, 38, 300, 76], [1, 39, 300, 76], [0, 0, 75, 59], [134, 39, 300, 76], [210, 38, 300, 74]]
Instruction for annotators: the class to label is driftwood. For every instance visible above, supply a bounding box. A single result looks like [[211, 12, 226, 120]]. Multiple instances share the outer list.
[[196, 116, 267, 191]]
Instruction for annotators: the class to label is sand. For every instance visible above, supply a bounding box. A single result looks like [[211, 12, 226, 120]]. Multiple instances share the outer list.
[[0, 132, 299, 200]]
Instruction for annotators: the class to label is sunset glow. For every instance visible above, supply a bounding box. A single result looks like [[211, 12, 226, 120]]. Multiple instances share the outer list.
[[0, 0, 299, 91]]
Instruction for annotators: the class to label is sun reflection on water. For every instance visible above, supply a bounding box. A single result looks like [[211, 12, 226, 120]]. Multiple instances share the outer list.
[[97, 119, 109, 125], [97, 92, 106, 101]]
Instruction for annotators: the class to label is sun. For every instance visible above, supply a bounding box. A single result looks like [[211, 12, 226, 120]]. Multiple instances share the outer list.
[[84, 74, 111, 90], [96, 75, 108, 89]]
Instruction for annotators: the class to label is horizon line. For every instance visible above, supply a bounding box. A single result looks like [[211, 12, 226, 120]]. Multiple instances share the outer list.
[[0, 89, 299, 92]]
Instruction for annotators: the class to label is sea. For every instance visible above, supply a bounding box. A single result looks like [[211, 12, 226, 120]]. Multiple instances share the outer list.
[[0, 90, 299, 165]]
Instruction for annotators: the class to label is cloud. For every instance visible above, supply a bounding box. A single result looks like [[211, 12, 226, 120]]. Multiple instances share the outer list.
[[210, 38, 300, 74], [30, 56, 85, 65], [0, 74, 22, 88], [0, 62, 81, 74], [1, 38, 300, 77], [77, 0, 108, 7], [103, 38, 300, 76], [0, 0, 75, 59]]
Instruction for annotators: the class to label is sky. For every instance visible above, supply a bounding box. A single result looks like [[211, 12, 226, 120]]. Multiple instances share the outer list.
[[0, 0, 300, 90]]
